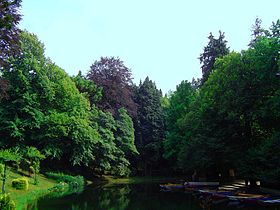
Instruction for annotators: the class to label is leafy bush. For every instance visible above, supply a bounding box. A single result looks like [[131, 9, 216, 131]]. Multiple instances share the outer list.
[[45, 172, 84, 188], [0, 194, 16, 210], [11, 177, 29, 190]]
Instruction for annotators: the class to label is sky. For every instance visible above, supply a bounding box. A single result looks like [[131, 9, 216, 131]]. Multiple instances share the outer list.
[[20, 0, 280, 93]]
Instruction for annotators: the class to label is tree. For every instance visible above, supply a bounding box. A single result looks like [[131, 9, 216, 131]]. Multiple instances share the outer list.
[[115, 108, 138, 158], [73, 72, 136, 176], [0, 0, 22, 68], [0, 78, 9, 102], [24, 147, 45, 184], [0, 0, 22, 106], [269, 19, 280, 39], [0, 31, 100, 171], [91, 108, 131, 176], [72, 71, 102, 105], [249, 18, 266, 47], [163, 81, 196, 169], [199, 31, 229, 84], [134, 77, 164, 175], [0, 149, 21, 193], [87, 57, 137, 117], [176, 33, 280, 182]]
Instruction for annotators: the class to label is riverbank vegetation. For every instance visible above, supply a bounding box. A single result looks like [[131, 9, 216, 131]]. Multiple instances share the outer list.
[[1, 2, 280, 209], [2, 168, 56, 209], [0, 167, 85, 209]]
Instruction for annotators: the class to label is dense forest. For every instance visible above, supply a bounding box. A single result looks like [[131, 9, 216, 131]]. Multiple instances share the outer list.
[[1, 0, 280, 187]]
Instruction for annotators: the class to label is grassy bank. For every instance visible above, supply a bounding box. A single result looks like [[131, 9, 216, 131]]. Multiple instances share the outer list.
[[3, 168, 56, 209], [2, 168, 84, 210]]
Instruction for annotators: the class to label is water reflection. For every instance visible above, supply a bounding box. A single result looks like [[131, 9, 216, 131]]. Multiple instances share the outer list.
[[29, 183, 201, 210], [24, 183, 280, 210], [96, 185, 131, 210]]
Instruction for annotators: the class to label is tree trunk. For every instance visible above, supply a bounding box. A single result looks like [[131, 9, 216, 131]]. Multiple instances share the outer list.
[[144, 161, 147, 176], [34, 171, 37, 184], [2, 163, 7, 194]]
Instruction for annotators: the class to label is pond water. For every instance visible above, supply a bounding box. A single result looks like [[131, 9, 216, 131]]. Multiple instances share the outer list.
[[24, 182, 280, 210]]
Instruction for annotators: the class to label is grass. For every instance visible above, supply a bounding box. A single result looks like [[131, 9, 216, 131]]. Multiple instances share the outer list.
[[5, 169, 87, 210], [3, 168, 57, 210]]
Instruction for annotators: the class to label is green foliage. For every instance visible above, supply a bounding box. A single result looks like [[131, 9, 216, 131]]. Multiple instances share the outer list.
[[163, 81, 196, 166], [0, 194, 16, 210], [116, 108, 138, 156], [199, 31, 229, 84], [0, 31, 100, 170], [22, 146, 45, 184], [72, 71, 102, 105], [11, 177, 29, 190], [0, 164, 4, 178], [45, 172, 84, 188], [25, 147, 45, 162], [0, 0, 22, 68], [0, 149, 21, 164], [91, 108, 131, 176], [165, 20, 280, 183], [134, 77, 165, 175], [0, 149, 22, 193]]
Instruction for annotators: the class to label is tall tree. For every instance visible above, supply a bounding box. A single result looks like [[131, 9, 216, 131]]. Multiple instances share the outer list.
[[87, 57, 137, 117], [115, 108, 138, 158], [0, 0, 22, 68], [176, 33, 280, 182], [0, 0, 22, 102], [269, 19, 280, 39], [0, 31, 100, 170], [90, 108, 131, 176], [135, 77, 164, 175], [249, 17, 266, 47], [199, 31, 229, 84], [163, 81, 196, 169]]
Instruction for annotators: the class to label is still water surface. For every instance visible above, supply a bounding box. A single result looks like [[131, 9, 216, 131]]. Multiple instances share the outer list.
[[25, 182, 280, 210]]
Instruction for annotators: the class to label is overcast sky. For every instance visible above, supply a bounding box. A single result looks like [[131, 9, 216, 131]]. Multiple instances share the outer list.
[[20, 0, 280, 93]]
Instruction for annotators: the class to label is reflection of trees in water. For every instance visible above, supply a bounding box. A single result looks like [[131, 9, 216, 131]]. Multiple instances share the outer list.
[[97, 185, 131, 210], [71, 202, 88, 210], [25, 184, 205, 210]]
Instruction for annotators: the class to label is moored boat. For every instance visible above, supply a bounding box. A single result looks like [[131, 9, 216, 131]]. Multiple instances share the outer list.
[[258, 198, 280, 206], [159, 183, 185, 191], [185, 181, 220, 187]]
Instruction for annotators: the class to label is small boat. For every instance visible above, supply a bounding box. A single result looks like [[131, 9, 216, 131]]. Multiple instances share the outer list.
[[198, 189, 234, 204], [227, 194, 266, 201], [185, 182, 220, 187], [227, 193, 268, 206], [198, 189, 270, 207], [258, 198, 280, 206], [159, 183, 184, 191]]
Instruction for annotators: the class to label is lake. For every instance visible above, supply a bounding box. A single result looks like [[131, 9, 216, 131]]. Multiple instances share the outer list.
[[24, 182, 280, 210]]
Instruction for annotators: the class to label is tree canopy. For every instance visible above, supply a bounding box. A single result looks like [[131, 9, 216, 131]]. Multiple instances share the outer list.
[[199, 31, 229, 85], [1, 10, 280, 188], [164, 21, 280, 183], [87, 57, 137, 117], [0, 0, 22, 68]]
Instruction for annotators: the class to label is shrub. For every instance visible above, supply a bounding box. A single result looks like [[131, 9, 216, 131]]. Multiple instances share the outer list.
[[45, 172, 84, 188], [0, 194, 16, 210], [11, 177, 29, 190]]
